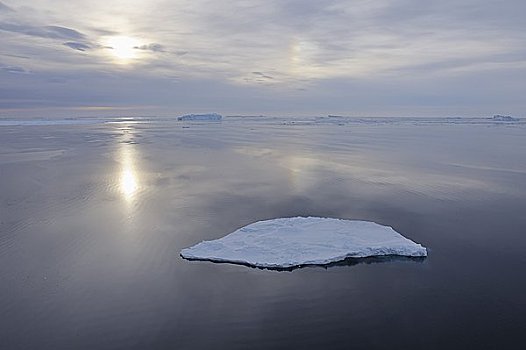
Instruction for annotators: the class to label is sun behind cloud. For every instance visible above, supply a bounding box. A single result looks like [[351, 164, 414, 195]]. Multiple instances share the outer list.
[[105, 36, 142, 63]]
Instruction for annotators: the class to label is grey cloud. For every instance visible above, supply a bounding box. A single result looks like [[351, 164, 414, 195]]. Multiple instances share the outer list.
[[0, 1, 13, 12], [252, 71, 274, 79], [134, 43, 166, 52], [1, 65, 30, 74], [388, 50, 526, 76], [63, 41, 91, 51], [133, 43, 188, 56], [0, 22, 86, 40], [44, 25, 85, 40], [88, 27, 118, 36], [1, 53, 30, 59], [245, 71, 276, 84], [1, 21, 95, 54]]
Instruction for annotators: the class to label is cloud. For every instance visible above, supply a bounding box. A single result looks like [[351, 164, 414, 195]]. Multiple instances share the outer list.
[[1, 53, 30, 59], [44, 25, 85, 40], [0, 1, 13, 12], [0, 22, 86, 40], [1, 65, 30, 74], [134, 43, 188, 56], [0, 0, 525, 116], [245, 71, 276, 84], [0, 18, 95, 55], [134, 43, 165, 52], [63, 41, 91, 51], [252, 72, 274, 79]]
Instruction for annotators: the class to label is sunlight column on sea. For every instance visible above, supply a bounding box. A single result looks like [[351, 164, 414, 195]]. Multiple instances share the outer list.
[[117, 129, 140, 202]]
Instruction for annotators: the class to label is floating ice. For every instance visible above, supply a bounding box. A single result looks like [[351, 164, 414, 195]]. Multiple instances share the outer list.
[[492, 115, 519, 122], [177, 113, 222, 121], [180, 217, 427, 269]]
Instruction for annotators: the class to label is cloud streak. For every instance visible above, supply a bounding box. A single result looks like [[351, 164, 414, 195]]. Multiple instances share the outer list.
[[63, 42, 91, 51], [0, 65, 30, 74], [134, 43, 165, 52], [0, 1, 13, 12], [0, 22, 86, 40]]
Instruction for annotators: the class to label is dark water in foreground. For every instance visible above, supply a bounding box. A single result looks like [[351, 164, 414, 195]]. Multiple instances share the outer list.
[[1, 117, 526, 349]]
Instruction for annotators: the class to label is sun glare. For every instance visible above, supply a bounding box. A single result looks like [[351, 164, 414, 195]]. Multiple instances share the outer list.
[[106, 36, 141, 63], [118, 140, 140, 202], [121, 168, 138, 198]]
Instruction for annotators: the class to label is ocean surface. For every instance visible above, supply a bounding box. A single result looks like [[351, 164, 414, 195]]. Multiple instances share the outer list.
[[1, 116, 525, 349]]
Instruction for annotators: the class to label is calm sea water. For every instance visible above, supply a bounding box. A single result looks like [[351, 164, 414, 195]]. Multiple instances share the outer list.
[[1, 116, 525, 349]]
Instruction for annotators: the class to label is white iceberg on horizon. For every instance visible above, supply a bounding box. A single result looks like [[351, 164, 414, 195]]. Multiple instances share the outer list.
[[492, 115, 519, 122], [177, 113, 222, 121], [180, 217, 427, 269]]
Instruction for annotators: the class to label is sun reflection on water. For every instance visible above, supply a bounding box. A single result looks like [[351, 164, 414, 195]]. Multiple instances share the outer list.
[[118, 138, 139, 202], [120, 167, 138, 199]]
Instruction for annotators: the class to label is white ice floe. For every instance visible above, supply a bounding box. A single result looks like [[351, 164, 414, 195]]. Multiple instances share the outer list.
[[177, 113, 222, 121], [180, 217, 427, 269], [492, 115, 519, 122]]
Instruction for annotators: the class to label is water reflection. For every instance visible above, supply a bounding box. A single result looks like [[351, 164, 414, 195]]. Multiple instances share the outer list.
[[235, 145, 495, 199], [120, 166, 138, 200], [182, 255, 426, 272], [117, 128, 140, 202]]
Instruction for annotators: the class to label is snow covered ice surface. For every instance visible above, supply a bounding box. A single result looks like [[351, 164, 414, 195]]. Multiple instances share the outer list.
[[177, 113, 222, 121], [180, 217, 427, 269]]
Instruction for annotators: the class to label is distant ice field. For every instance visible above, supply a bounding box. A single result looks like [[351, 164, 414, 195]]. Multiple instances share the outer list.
[[0, 115, 523, 126]]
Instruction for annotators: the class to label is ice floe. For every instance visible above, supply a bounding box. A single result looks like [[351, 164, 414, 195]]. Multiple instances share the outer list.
[[181, 217, 427, 269], [177, 113, 222, 121], [492, 115, 519, 122]]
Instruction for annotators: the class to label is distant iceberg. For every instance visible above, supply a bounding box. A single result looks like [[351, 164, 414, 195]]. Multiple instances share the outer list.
[[492, 115, 519, 122], [180, 217, 427, 269], [177, 113, 222, 121]]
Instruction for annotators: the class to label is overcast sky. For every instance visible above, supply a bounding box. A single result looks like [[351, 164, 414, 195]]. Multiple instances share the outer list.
[[1, 0, 525, 117]]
